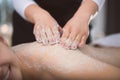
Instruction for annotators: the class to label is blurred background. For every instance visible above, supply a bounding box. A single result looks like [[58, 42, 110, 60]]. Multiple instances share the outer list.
[[0, 0, 13, 45], [0, 0, 120, 46]]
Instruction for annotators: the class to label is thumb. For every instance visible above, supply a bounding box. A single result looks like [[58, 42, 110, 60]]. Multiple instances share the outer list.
[[58, 27, 63, 37]]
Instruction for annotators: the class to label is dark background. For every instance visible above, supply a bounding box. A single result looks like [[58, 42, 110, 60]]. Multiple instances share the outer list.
[[106, 0, 120, 35]]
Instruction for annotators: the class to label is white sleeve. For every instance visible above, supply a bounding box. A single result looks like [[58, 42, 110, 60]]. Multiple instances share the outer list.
[[88, 0, 105, 22], [13, 0, 37, 20], [92, 0, 105, 11]]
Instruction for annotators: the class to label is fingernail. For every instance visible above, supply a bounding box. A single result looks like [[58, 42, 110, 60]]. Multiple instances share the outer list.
[[79, 44, 84, 48], [52, 39, 56, 44], [60, 38, 65, 45], [65, 45, 70, 50], [50, 40, 55, 44], [55, 39, 60, 44], [61, 42, 65, 48], [59, 41, 62, 45], [71, 42, 77, 49], [54, 35, 60, 44], [61, 42, 64, 46], [43, 40, 47, 45], [67, 39, 72, 46], [51, 38, 58, 44], [36, 38, 41, 43], [71, 46, 77, 49], [45, 38, 49, 44], [42, 38, 48, 45], [63, 43, 68, 48], [36, 36, 42, 43]]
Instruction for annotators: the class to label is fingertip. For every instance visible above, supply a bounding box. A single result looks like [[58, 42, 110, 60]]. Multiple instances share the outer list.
[[71, 43, 78, 50], [36, 37, 41, 43], [58, 27, 63, 36], [71, 45, 77, 50], [52, 25, 61, 44], [79, 42, 85, 48], [60, 30, 70, 49], [79, 38, 85, 46], [79, 35, 87, 47], [55, 32, 61, 44]]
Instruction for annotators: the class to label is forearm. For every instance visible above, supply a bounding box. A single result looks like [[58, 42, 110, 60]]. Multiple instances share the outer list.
[[13, 0, 49, 24], [24, 4, 48, 23], [92, 0, 105, 11], [73, 0, 98, 23], [13, 0, 36, 19]]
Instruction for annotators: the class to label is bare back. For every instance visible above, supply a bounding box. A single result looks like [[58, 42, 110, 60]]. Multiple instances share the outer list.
[[12, 42, 120, 79]]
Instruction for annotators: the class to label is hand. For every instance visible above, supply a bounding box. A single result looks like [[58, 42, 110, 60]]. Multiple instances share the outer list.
[[33, 11, 61, 45], [60, 16, 89, 50]]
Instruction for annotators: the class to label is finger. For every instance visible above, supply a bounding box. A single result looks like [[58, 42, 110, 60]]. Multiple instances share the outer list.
[[46, 28, 54, 44], [79, 35, 88, 48], [40, 26, 49, 45], [36, 35, 42, 43], [52, 23, 61, 44], [33, 25, 42, 43], [58, 26, 63, 37], [65, 31, 78, 49], [71, 35, 81, 50], [63, 39, 72, 49], [35, 29, 42, 43], [60, 27, 70, 46]]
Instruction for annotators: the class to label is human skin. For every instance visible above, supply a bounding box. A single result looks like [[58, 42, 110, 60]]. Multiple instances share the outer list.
[[0, 41, 22, 80], [10, 42, 120, 80], [25, 0, 98, 49], [60, 0, 98, 49], [0, 40, 120, 80], [0, 35, 120, 80]]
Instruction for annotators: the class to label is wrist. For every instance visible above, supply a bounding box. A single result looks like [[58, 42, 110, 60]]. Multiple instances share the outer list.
[[25, 4, 49, 23], [73, 11, 91, 24], [73, 0, 98, 24], [32, 9, 49, 23]]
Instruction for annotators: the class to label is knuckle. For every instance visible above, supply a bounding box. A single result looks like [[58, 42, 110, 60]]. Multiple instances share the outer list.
[[63, 29, 69, 35], [64, 25, 70, 30], [76, 37, 80, 42], [83, 30, 89, 35]]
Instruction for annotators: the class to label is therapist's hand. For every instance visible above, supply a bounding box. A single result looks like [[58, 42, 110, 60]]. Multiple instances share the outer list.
[[60, 15, 89, 50], [59, 0, 98, 50], [33, 10, 61, 45]]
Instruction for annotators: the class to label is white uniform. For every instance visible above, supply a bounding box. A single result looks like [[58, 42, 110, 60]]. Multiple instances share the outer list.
[[13, 0, 105, 19]]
